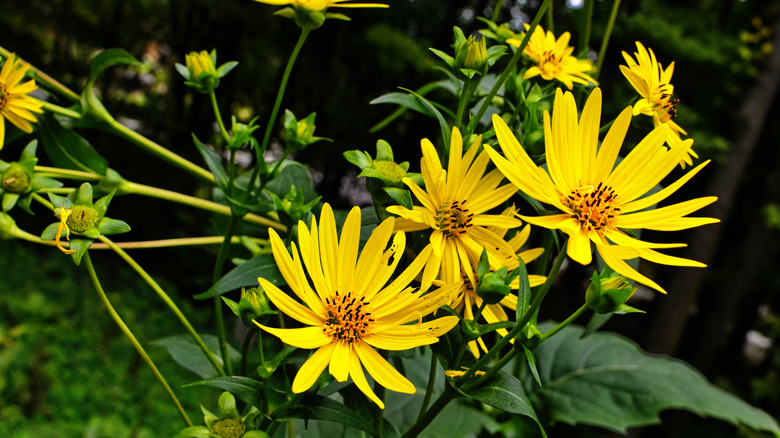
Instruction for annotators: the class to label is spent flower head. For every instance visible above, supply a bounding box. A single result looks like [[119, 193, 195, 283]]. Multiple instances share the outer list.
[[176, 391, 265, 438], [254, 204, 460, 408], [487, 88, 719, 293], [41, 182, 130, 265], [0, 140, 61, 214], [0, 54, 44, 150]]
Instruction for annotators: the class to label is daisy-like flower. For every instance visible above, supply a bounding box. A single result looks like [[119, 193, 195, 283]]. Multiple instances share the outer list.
[[0, 54, 44, 150], [508, 24, 597, 90], [252, 0, 387, 12], [486, 88, 719, 293], [255, 204, 460, 408], [452, 206, 547, 358], [386, 127, 524, 292], [620, 42, 697, 167]]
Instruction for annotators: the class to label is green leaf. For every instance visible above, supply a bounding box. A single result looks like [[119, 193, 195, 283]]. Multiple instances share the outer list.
[[185, 376, 264, 408], [87, 49, 142, 85], [465, 371, 546, 437], [515, 258, 531, 321], [195, 253, 284, 300], [399, 87, 451, 151], [192, 134, 229, 190], [370, 92, 436, 118], [97, 217, 131, 236], [264, 160, 317, 202], [173, 426, 213, 438], [343, 150, 372, 170], [151, 334, 238, 379], [38, 114, 108, 174], [530, 323, 780, 436], [291, 395, 377, 436], [68, 237, 93, 265], [520, 343, 542, 387], [382, 187, 412, 210]]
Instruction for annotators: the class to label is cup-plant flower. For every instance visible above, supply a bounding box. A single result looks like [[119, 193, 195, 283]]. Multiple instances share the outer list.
[[175, 50, 237, 95], [0, 54, 44, 150], [41, 182, 131, 264], [387, 127, 523, 291], [486, 88, 719, 293], [0, 140, 61, 214], [252, 0, 388, 12], [254, 203, 460, 408], [620, 41, 696, 167], [508, 24, 598, 90]]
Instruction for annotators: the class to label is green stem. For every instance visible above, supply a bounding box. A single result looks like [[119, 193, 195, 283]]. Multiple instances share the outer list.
[[98, 236, 226, 376], [39, 100, 81, 119], [241, 329, 254, 377], [416, 352, 439, 423], [401, 386, 456, 438], [210, 90, 232, 144], [375, 385, 386, 438], [213, 214, 242, 375], [490, 0, 505, 22], [83, 253, 192, 426], [33, 166, 101, 180], [594, 0, 622, 80], [539, 304, 589, 343], [545, 0, 554, 34], [579, 0, 595, 53], [467, 0, 551, 135], [459, 243, 567, 385], [0, 46, 81, 102], [249, 28, 310, 196], [107, 118, 215, 183], [455, 79, 477, 133]]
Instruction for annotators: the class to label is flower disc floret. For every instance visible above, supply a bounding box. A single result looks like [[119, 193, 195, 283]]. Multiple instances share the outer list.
[[2, 165, 30, 194], [66, 205, 99, 233]]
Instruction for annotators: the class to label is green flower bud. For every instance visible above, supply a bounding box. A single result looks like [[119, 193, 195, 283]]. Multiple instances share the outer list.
[[210, 418, 246, 438], [182, 51, 219, 94], [284, 110, 330, 151], [66, 205, 99, 234], [463, 36, 487, 71], [476, 270, 512, 305], [2, 165, 31, 194], [240, 287, 276, 326], [585, 272, 638, 314]]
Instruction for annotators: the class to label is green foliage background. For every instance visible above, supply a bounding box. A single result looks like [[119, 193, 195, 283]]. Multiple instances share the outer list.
[[2, 0, 780, 436]]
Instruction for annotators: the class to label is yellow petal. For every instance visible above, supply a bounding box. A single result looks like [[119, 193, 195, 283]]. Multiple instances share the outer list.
[[355, 342, 415, 394], [328, 340, 352, 383], [292, 343, 335, 394]]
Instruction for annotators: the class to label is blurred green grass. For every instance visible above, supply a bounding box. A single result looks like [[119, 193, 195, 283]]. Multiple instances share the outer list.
[[0, 240, 217, 437]]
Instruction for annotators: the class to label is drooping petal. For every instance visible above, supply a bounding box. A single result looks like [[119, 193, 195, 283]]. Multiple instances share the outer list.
[[291, 343, 336, 394], [355, 342, 415, 394]]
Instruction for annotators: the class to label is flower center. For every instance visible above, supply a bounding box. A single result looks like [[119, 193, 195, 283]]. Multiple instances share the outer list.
[[0, 84, 8, 110], [539, 50, 561, 78], [322, 292, 373, 343], [651, 84, 678, 123], [435, 200, 473, 238], [562, 182, 620, 233]]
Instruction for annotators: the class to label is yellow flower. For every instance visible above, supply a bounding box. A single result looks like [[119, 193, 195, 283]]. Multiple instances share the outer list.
[[387, 127, 523, 292], [453, 206, 547, 358], [255, 204, 460, 408], [55, 207, 76, 255], [252, 0, 387, 11], [486, 88, 719, 293], [508, 24, 597, 90], [620, 42, 696, 168], [0, 54, 44, 150]]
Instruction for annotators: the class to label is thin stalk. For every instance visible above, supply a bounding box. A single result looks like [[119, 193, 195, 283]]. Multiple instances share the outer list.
[[472, 346, 519, 389], [455, 79, 477, 132], [83, 253, 192, 426], [467, 0, 551, 135], [416, 352, 439, 422], [459, 243, 567, 384], [249, 28, 311, 196], [539, 304, 589, 343], [34, 166, 101, 180], [579, 0, 595, 52], [108, 118, 214, 183], [39, 100, 81, 119], [374, 385, 386, 438], [98, 235, 226, 376], [490, 0, 505, 22], [594, 0, 622, 80], [545, 0, 554, 34], [401, 386, 457, 438], [0, 46, 81, 102], [213, 214, 242, 375], [241, 329, 255, 377], [210, 90, 232, 144]]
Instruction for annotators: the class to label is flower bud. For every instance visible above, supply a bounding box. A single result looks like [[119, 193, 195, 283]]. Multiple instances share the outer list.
[[476, 270, 512, 305], [463, 36, 487, 71], [1, 165, 31, 194], [240, 287, 276, 326], [183, 50, 219, 94], [585, 271, 638, 314], [210, 418, 246, 438], [284, 110, 329, 151]]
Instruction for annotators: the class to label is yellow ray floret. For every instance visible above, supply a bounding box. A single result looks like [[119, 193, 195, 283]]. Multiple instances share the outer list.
[[252, 0, 387, 11], [0, 54, 44, 150]]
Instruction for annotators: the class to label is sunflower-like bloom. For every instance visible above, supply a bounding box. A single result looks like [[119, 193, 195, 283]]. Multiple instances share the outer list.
[[620, 42, 696, 167], [486, 88, 719, 293], [387, 127, 524, 291], [255, 204, 460, 408], [453, 206, 547, 358], [0, 55, 44, 150], [508, 24, 597, 90], [252, 0, 387, 11]]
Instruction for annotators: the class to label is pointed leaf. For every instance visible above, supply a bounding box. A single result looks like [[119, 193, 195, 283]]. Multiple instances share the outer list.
[[290, 395, 376, 436], [530, 323, 780, 435], [152, 334, 238, 379], [465, 371, 546, 437], [185, 376, 263, 408], [195, 253, 284, 300], [38, 114, 107, 174], [192, 134, 229, 190], [87, 49, 142, 84]]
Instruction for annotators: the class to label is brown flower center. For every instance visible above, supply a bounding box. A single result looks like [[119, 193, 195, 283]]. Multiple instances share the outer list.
[[562, 182, 620, 233], [0, 84, 8, 110], [539, 50, 562, 78], [651, 84, 679, 123], [322, 292, 373, 343], [435, 200, 473, 238]]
